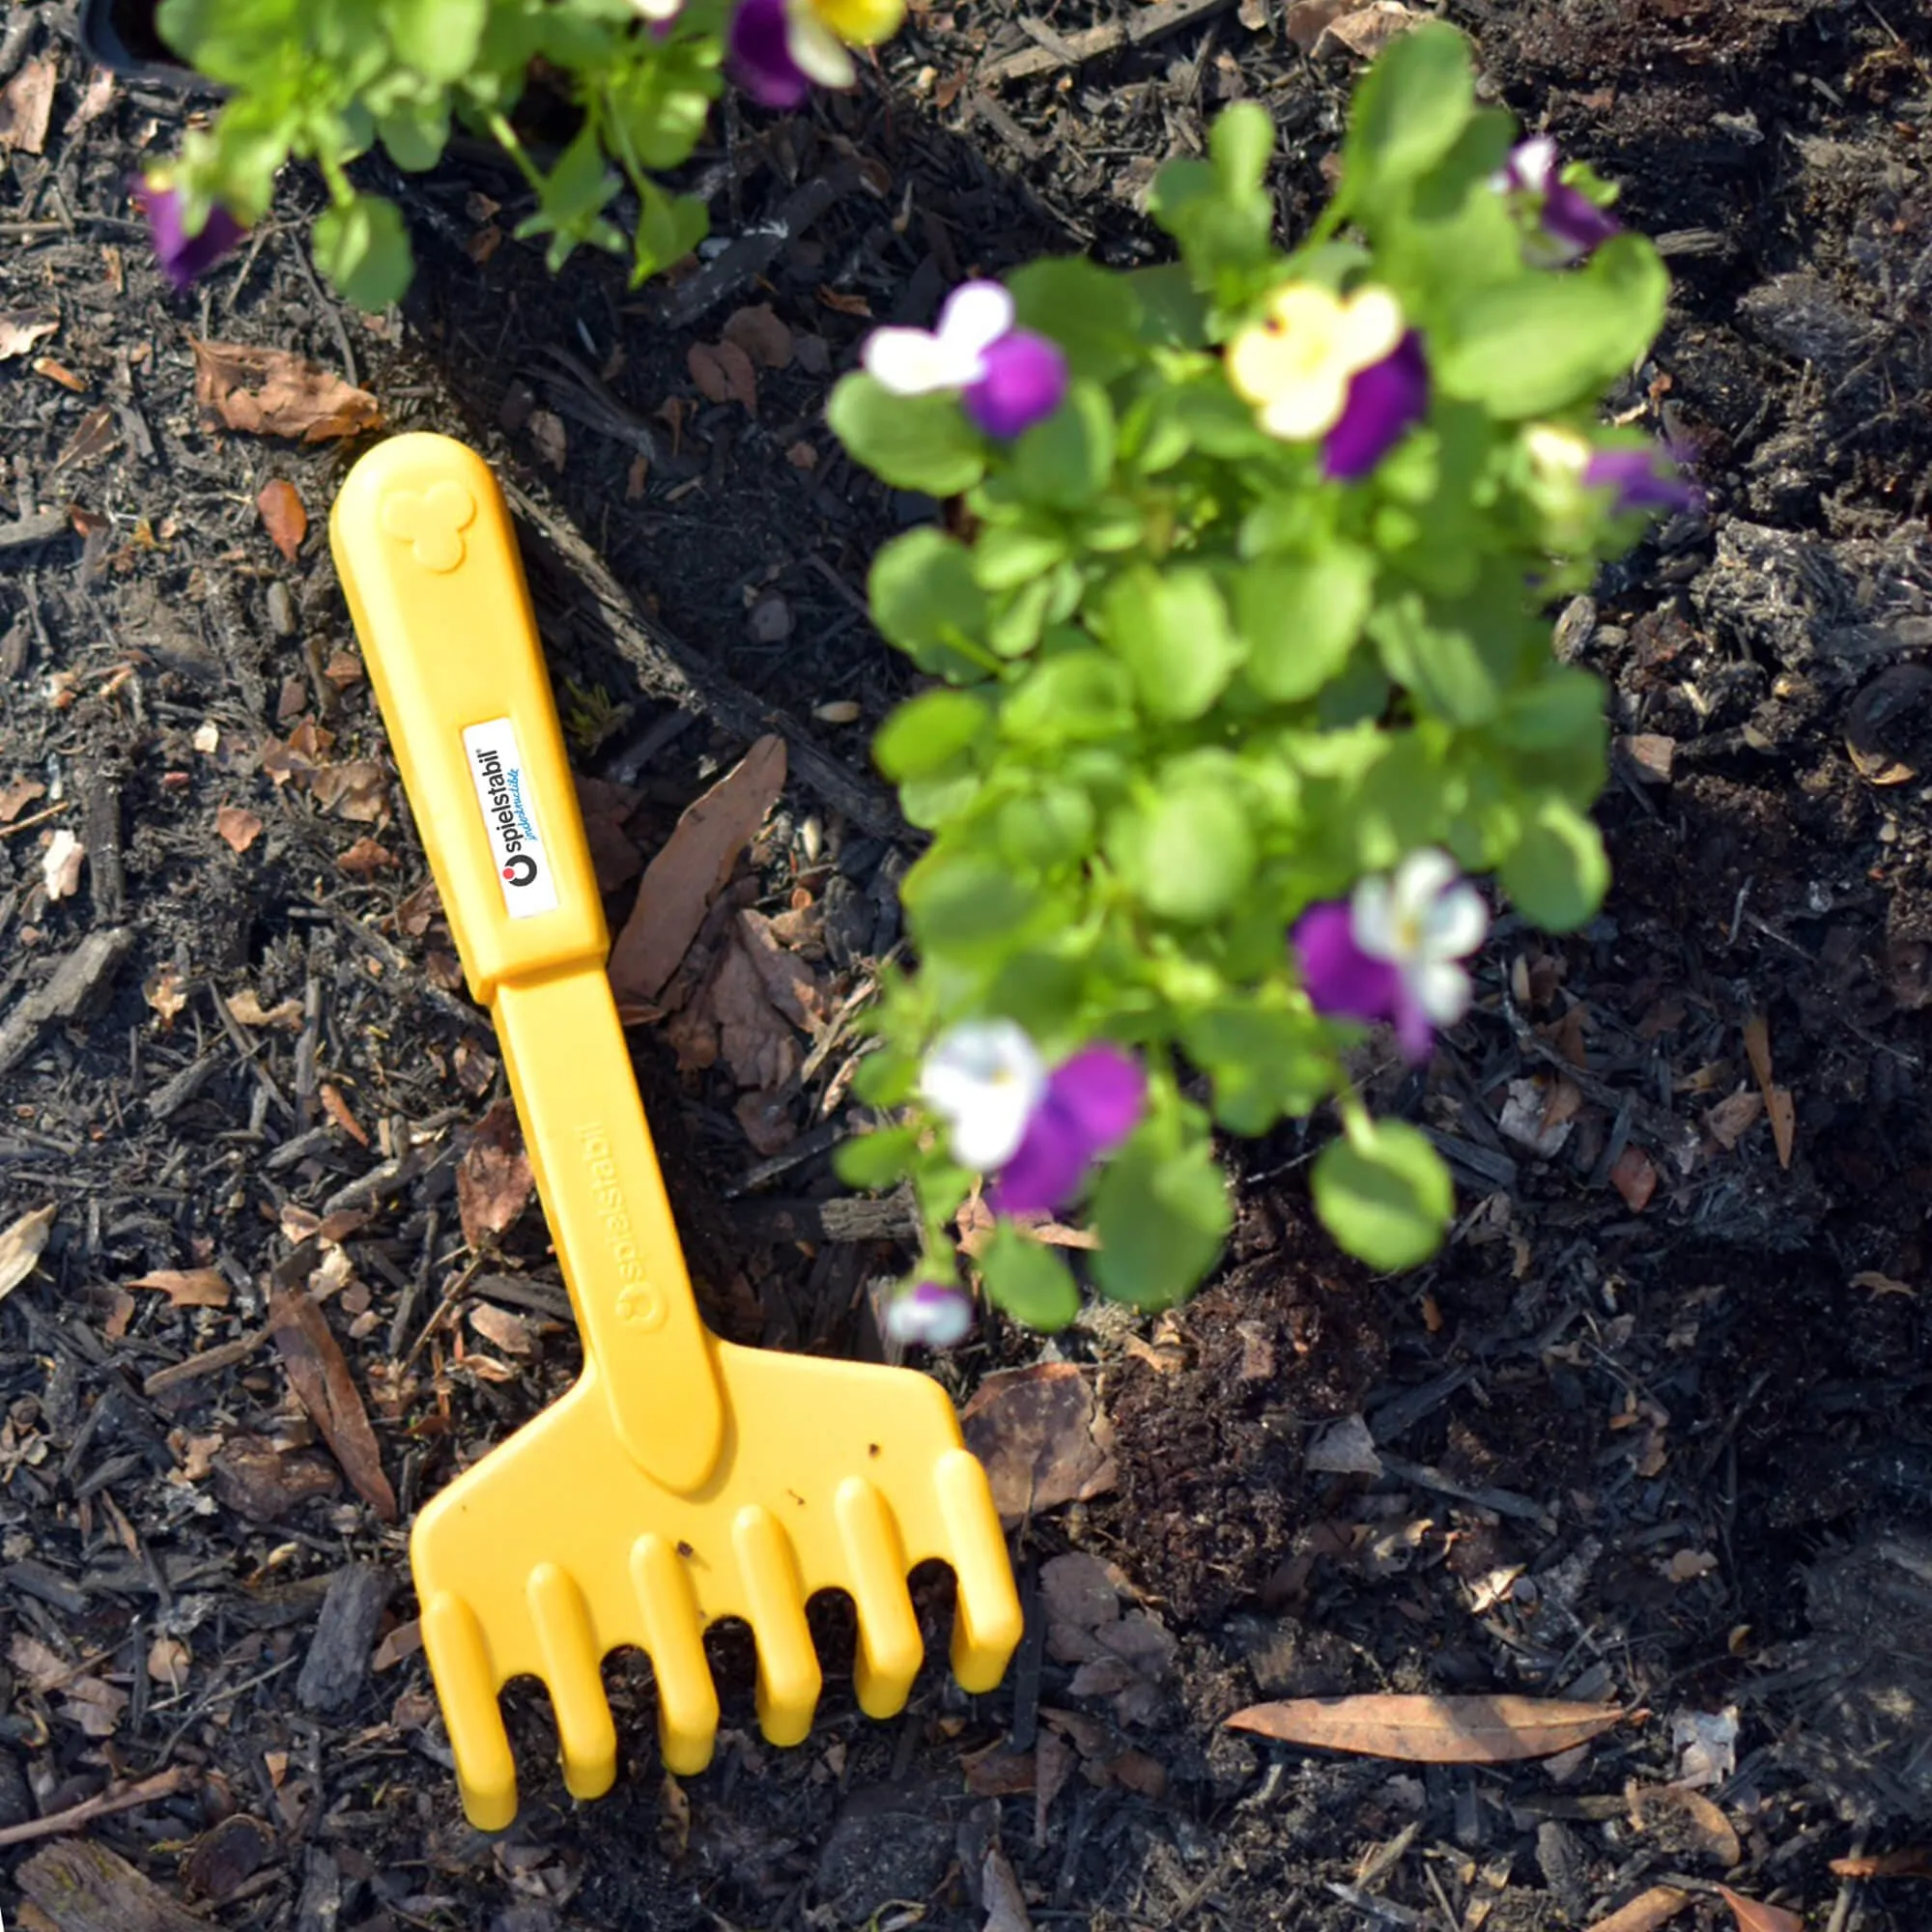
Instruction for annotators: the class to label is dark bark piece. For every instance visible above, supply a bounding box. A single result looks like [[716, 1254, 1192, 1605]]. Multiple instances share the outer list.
[[0, 926, 134, 1075], [16, 1838, 213, 1931], [0, 507, 72, 554], [297, 1563, 392, 1713]]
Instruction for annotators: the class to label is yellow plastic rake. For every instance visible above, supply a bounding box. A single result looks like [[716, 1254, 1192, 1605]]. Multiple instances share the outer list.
[[329, 433, 1022, 1832]]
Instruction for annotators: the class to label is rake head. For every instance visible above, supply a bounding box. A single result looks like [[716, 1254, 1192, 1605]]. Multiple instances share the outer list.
[[414, 1337, 1022, 1831]]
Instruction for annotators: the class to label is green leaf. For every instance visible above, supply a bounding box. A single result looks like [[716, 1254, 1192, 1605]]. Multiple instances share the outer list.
[[629, 181, 708, 285], [1237, 549, 1375, 704], [988, 575, 1057, 659], [1009, 384, 1116, 511], [979, 1224, 1082, 1331], [1102, 566, 1242, 723], [1123, 264, 1210, 351], [384, 0, 489, 83], [1000, 651, 1136, 748], [1492, 668, 1607, 753], [1009, 259, 1144, 385], [899, 769, 981, 831], [834, 1125, 919, 1190], [376, 99, 449, 173], [972, 524, 1067, 591], [1210, 100, 1275, 198], [1435, 235, 1670, 418], [828, 374, 986, 497], [1341, 21, 1476, 209], [868, 530, 992, 682], [1368, 593, 1508, 727], [1090, 1134, 1232, 1309], [1311, 1121, 1454, 1271], [873, 689, 991, 781], [996, 782, 1094, 871], [1499, 797, 1609, 931], [1182, 1000, 1335, 1136], [1115, 786, 1257, 924], [901, 848, 1045, 961], [852, 1045, 919, 1108], [312, 197, 413, 311]]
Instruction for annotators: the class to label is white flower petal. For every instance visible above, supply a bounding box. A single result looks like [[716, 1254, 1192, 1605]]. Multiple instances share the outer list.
[[1409, 956, 1474, 1027], [786, 4, 855, 85], [1389, 848, 1460, 928], [935, 281, 1015, 361], [1510, 135, 1557, 191], [1422, 882, 1489, 962], [920, 1020, 1047, 1171], [885, 1287, 974, 1347], [1350, 875, 1399, 960], [862, 326, 977, 395]]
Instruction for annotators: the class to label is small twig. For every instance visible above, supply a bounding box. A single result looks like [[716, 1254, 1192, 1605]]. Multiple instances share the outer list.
[[0, 801, 69, 838], [207, 980, 295, 1122], [297, 239, 358, 389], [982, 0, 1236, 84], [142, 1326, 271, 1399], [400, 1249, 494, 1378], [0, 1766, 193, 1849]]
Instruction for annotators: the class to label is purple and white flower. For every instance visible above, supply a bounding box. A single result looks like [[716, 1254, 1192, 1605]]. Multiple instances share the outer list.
[[1493, 137, 1621, 267], [1226, 282, 1430, 480], [1293, 850, 1490, 1064], [134, 176, 245, 293], [920, 1021, 1146, 1216], [728, 0, 904, 109], [862, 280, 1068, 440], [1525, 424, 1703, 518], [884, 1278, 975, 1347]]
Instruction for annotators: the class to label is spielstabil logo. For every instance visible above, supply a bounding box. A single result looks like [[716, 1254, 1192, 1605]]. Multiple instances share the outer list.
[[462, 719, 560, 919]]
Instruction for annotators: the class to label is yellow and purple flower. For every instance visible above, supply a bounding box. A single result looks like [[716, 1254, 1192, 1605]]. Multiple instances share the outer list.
[[1493, 137, 1621, 268], [920, 1020, 1145, 1216], [862, 280, 1068, 440], [728, 0, 902, 108], [1525, 424, 1703, 518], [134, 175, 245, 293], [1293, 850, 1489, 1063], [1226, 282, 1429, 481]]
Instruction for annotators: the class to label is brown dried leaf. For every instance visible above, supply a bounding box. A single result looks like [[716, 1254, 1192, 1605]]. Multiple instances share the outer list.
[[1224, 1693, 1628, 1763], [960, 1363, 1118, 1525], [689, 337, 758, 412], [1763, 1087, 1795, 1170], [228, 988, 303, 1029], [0, 309, 58, 360], [0, 1204, 57, 1302], [372, 1618, 423, 1672], [62, 1674, 129, 1737], [1716, 1887, 1804, 1932], [144, 966, 189, 1028], [128, 1268, 231, 1310], [1705, 1089, 1763, 1151], [1315, 0, 1419, 57], [1829, 1849, 1932, 1879], [309, 759, 388, 822], [1584, 1888, 1694, 1932], [722, 302, 794, 370], [469, 1302, 537, 1356], [215, 805, 265, 854], [456, 1097, 533, 1250], [257, 478, 307, 560], [1628, 1782, 1741, 1867], [1608, 1144, 1658, 1211], [736, 907, 826, 1029], [269, 1290, 398, 1521], [336, 836, 394, 876], [0, 775, 48, 821], [0, 57, 57, 155], [609, 735, 787, 1009], [528, 407, 568, 471], [189, 338, 381, 442]]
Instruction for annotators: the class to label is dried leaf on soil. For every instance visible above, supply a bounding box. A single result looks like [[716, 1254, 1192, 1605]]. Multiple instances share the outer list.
[[228, 988, 303, 1028], [980, 1841, 1035, 1932], [1225, 1693, 1628, 1763], [1584, 1888, 1693, 1932], [0, 775, 47, 821], [723, 303, 794, 369], [0, 1205, 56, 1301], [1741, 1013, 1796, 1169], [1830, 1848, 1932, 1879], [42, 827, 85, 899], [1628, 1782, 1741, 1866], [469, 1302, 538, 1356], [0, 309, 58, 359], [144, 966, 190, 1028], [960, 1363, 1118, 1525], [257, 478, 307, 559], [269, 1289, 398, 1520], [337, 837, 394, 875], [736, 907, 826, 1028], [1608, 1143, 1658, 1211], [128, 1268, 232, 1310], [0, 57, 57, 154], [215, 805, 265, 854], [609, 735, 786, 1009], [1716, 1887, 1804, 1932], [955, 1194, 1097, 1260], [528, 407, 568, 470], [190, 338, 382, 442], [457, 1097, 534, 1250], [689, 337, 758, 412]]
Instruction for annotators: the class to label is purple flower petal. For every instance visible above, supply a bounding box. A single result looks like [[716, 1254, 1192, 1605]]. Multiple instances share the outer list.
[[135, 180, 245, 293], [962, 328, 1067, 440], [1538, 182, 1621, 264], [1321, 330, 1429, 482], [988, 1101, 1094, 1218], [1045, 1045, 1146, 1155], [1583, 445, 1700, 516], [727, 0, 810, 107], [1389, 984, 1437, 1064], [1293, 901, 1402, 1026]]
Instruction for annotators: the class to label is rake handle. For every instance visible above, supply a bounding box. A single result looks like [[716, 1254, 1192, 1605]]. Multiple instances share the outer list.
[[330, 434, 724, 1492]]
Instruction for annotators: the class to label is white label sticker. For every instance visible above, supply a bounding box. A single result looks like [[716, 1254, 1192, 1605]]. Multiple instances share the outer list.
[[463, 718, 560, 919]]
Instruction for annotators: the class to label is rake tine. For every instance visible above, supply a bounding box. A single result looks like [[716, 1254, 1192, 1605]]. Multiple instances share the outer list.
[[423, 1591, 520, 1833], [934, 1449, 1025, 1693], [633, 1534, 721, 1777], [835, 1479, 924, 1719], [733, 1507, 823, 1747], [528, 1563, 619, 1801]]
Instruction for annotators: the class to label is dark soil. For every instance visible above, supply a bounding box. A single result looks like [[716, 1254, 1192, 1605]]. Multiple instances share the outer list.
[[4, 1, 1932, 1928]]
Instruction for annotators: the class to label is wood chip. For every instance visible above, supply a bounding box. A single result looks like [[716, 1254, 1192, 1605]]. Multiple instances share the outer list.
[[297, 1564, 393, 1713], [269, 1290, 397, 1521], [609, 735, 786, 1009], [0, 57, 57, 155], [1224, 1693, 1629, 1763], [16, 1833, 211, 1921], [689, 338, 758, 412]]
